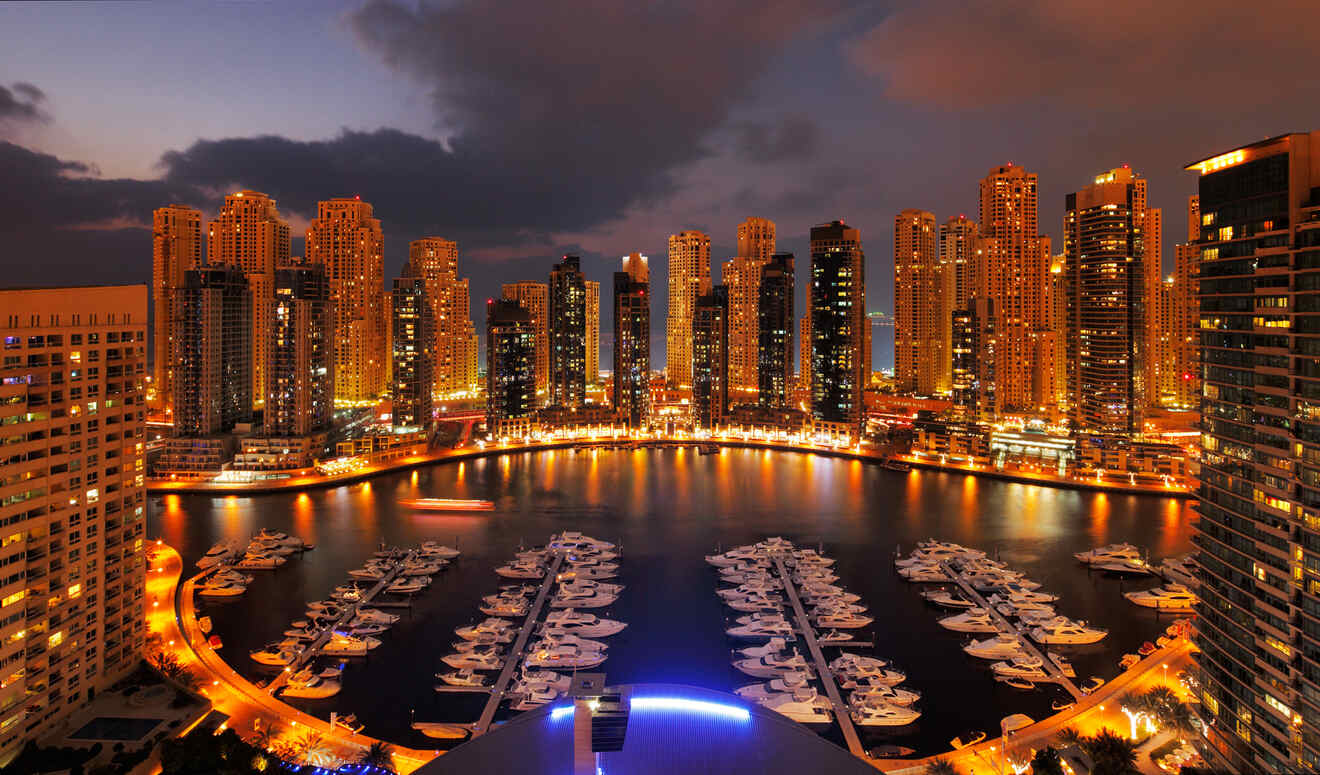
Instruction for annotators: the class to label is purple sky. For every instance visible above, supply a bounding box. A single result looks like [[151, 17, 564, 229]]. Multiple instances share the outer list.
[[4, 0, 1319, 370]]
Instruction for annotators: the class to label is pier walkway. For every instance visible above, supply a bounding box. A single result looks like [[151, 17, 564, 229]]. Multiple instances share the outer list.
[[769, 555, 865, 758]]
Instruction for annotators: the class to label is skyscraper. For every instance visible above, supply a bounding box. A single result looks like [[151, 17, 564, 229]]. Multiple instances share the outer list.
[[797, 313, 811, 394], [893, 209, 941, 395], [973, 164, 1053, 416], [666, 230, 711, 386], [809, 220, 865, 434], [725, 217, 776, 403], [1063, 167, 1155, 434], [693, 285, 730, 428], [485, 299, 536, 429], [206, 191, 291, 410], [266, 264, 333, 438], [950, 306, 978, 419], [1189, 132, 1320, 773], [306, 197, 385, 405], [586, 280, 600, 386], [548, 255, 587, 408], [501, 282, 549, 403], [172, 265, 252, 437], [939, 215, 977, 396], [613, 253, 651, 428], [151, 205, 201, 415], [0, 285, 148, 760], [1143, 204, 1164, 410], [391, 275, 433, 430], [757, 253, 794, 409], [408, 238, 478, 397], [1170, 195, 1201, 408]]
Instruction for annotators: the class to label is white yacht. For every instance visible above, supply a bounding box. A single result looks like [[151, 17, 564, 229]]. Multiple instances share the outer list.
[[725, 596, 783, 614], [495, 561, 545, 579], [754, 687, 832, 724], [1075, 542, 1143, 567], [734, 673, 812, 701], [549, 591, 616, 609], [387, 577, 430, 594], [851, 702, 921, 727], [236, 552, 286, 570], [726, 617, 795, 639], [849, 685, 920, 707], [524, 644, 607, 670], [348, 564, 388, 580], [322, 634, 378, 657], [556, 567, 617, 583], [509, 680, 561, 710], [437, 669, 489, 687], [450, 639, 505, 654], [281, 672, 341, 699], [1158, 554, 1196, 587], [836, 669, 906, 689], [718, 580, 782, 598], [353, 608, 399, 625], [921, 589, 977, 608], [456, 619, 515, 642], [736, 638, 790, 659], [964, 634, 1028, 660], [705, 547, 762, 567], [197, 579, 246, 598], [1029, 619, 1107, 645], [814, 611, 872, 629], [938, 608, 999, 633], [829, 653, 887, 673], [542, 610, 627, 637], [482, 599, 531, 617], [520, 668, 571, 693], [443, 649, 504, 670], [991, 656, 1047, 679], [196, 543, 235, 570], [1125, 583, 1197, 610], [421, 542, 462, 560], [531, 632, 608, 654], [1094, 557, 1154, 576], [250, 644, 299, 666], [899, 566, 951, 583], [733, 650, 813, 678]]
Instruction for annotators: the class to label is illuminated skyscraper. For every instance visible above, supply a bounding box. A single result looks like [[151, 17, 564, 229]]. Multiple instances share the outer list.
[[613, 253, 651, 427], [151, 205, 201, 414], [1143, 204, 1164, 409], [1170, 195, 1201, 408], [306, 197, 385, 405], [693, 285, 729, 428], [757, 253, 794, 409], [172, 265, 252, 437], [391, 275, 433, 430], [549, 255, 587, 408], [1189, 132, 1320, 774], [266, 264, 333, 437], [737, 216, 776, 264], [797, 313, 811, 394], [501, 282, 549, 403], [666, 230, 711, 386], [586, 280, 600, 385], [724, 218, 776, 403], [940, 215, 977, 310], [485, 299, 535, 428], [1063, 167, 1154, 434], [809, 220, 865, 433], [893, 209, 941, 395], [0, 285, 148, 760], [408, 238, 478, 397], [206, 191, 290, 410]]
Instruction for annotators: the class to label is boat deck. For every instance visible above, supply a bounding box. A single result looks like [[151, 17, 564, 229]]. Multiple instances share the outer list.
[[938, 561, 1082, 701], [769, 555, 865, 758]]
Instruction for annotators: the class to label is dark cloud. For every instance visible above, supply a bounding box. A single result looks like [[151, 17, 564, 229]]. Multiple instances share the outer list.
[[848, 0, 1320, 110], [733, 115, 820, 163], [0, 82, 50, 129]]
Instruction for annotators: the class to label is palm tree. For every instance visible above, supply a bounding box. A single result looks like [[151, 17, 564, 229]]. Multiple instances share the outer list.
[[1055, 725, 1084, 747], [923, 758, 958, 775], [1082, 727, 1139, 775], [248, 724, 277, 752], [1029, 746, 1065, 775], [357, 740, 396, 772], [293, 730, 331, 766]]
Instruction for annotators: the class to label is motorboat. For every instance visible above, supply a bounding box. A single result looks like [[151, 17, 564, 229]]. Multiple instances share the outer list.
[[1049, 651, 1076, 677], [456, 619, 516, 642], [816, 630, 857, 646], [991, 656, 1047, 679], [348, 564, 388, 580], [836, 669, 906, 689], [495, 561, 545, 579], [733, 650, 813, 678], [236, 552, 286, 570], [705, 547, 762, 567], [717, 580, 782, 598], [509, 680, 561, 710], [754, 687, 832, 724], [989, 588, 1058, 604], [420, 542, 463, 559], [411, 722, 469, 740], [197, 579, 247, 598], [556, 567, 617, 583], [1000, 713, 1035, 734], [282, 672, 341, 699], [814, 611, 872, 629], [531, 632, 608, 654], [792, 570, 839, 585], [1015, 608, 1061, 627], [851, 702, 921, 727], [322, 634, 376, 657], [255, 528, 304, 548], [520, 668, 572, 693], [542, 610, 627, 638], [437, 669, 489, 687], [725, 595, 784, 614], [996, 676, 1036, 690], [550, 591, 616, 609], [387, 577, 430, 594], [450, 640, 506, 655], [548, 532, 615, 552], [736, 638, 790, 659], [318, 664, 344, 679], [443, 650, 504, 670], [250, 644, 299, 666], [829, 653, 888, 674], [790, 550, 835, 566], [1125, 584, 1197, 610], [331, 585, 365, 603], [949, 731, 987, 749], [1094, 557, 1154, 576], [1075, 542, 1143, 567], [964, 634, 1028, 660], [401, 559, 447, 575], [196, 542, 235, 569], [283, 627, 319, 640], [921, 589, 977, 608], [849, 685, 921, 707], [726, 617, 795, 640], [353, 608, 399, 625], [734, 672, 812, 700], [482, 598, 532, 617], [899, 566, 951, 583], [938, 608, 999, 633], [810, 600, 868, 616], [1158, 553, 1196, 586], [524, 644, 607, 670], [1030, 619, 1107, 645], [719, 570, 776, 585]]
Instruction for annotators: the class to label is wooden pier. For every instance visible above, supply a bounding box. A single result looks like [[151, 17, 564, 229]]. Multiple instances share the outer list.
[[769, 555, 865, 758], [938, 561, 1082, 701]]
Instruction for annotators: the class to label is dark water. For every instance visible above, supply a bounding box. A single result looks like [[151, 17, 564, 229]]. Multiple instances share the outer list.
[[150, 446, 1194, 755]]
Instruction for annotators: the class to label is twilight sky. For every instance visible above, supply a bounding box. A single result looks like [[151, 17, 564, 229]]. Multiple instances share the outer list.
[[3, 0, 1320, 369]]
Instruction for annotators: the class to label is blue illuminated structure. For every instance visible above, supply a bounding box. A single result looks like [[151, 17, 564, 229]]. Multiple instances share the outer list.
[[550, 695, 751, 723]]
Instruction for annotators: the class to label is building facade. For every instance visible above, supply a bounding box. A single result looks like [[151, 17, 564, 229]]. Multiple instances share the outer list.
[[809, 221, 865, 434], [265, 264, 333, 438], [1171, 196, 1201, 408], [894, 209, 942, 395], [548, 255, 587, 408], [1189, 132, 1320, 773], [485, 299, 536, 429], [725, 218, 776, 404], [586, 280, 600, 386], [693, 285, 730, 428], [0, 286, 148, 758], [172, 265, 252, 437], [666, 231, 711, 386], [306, 197, 385, 405], [613, 253, 651, 428], [407, 238, 477, 397], [501, 282, 549, 405], [757, 253, 794, 409], [391, 275, 433, 431], [150, 205, 201, 415]]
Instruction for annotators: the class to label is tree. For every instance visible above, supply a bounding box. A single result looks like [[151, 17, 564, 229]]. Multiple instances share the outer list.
[[147, 651, 201, 690], [160, 729, 264, 775], [1030, 746, 1065, 775], [357, 740, 396, 772], [923, 758, 959, 775], [292, 730, 331, 767], [1055, 726, 1084, 747], [1082, 727, 1139, 775]]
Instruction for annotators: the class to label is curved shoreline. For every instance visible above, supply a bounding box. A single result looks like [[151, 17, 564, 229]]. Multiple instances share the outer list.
[[148, 438, 1195, 499]]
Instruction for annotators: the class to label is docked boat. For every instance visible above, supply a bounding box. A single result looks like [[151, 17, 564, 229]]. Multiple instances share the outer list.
[[726, 613, 795, 639], [733, 651, 813, 678], [509, 680, 561, 710], [250, 645, 299, 666], [437, 669, 489, 687], [717, 580, 783, 598], [387, 577, 430, 594], [1124, 584, 1197, 610], [196, 542, 236, 569], [282, 672, 341, 699], [412, 722, 469, 739], [706, 547, 763, 567], [524, 644, 607, 670], [353, 608, 400, 625], [996, 676, 1036, 690], [851, 701, 921, 727], [1157, 553, 1196, 586], [236, 552, 286, 570], [921, 589, 977, 608], [348, 564, 388, 580], [1075, 542, 1143, 567], [991, 656, 1047, 679], [814, 611, 873, 629], [734, 671, 812, 700], [495, 561, 545, 579], [899, 566, 951, 583], [754, 687, 832, 724], [531, 632, 608, 654], [849, 685, 921, 707], [725, 595, 784, 614], [964, 634, 1028, 660], [197, 579, 247, 598], [442, 649, 504, 670], [1094, 557, 1154, 576], [938, 608, 999, 633], [420, 542, 463, 559], [829, 653, 888, 674], [322, 634, 377, 657], [836, 669, 906, 689], [549, 591, 616, 609], [456, 619, 515, 642], [736, 638, 791, 659], [1030, 619, 1107, 645], [480, 598, 531, 617], [520, 668, 571, 693], [816, 629, 857, 646], [542, 609, 627, 637]]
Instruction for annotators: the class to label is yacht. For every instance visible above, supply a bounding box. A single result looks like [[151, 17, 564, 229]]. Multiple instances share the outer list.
[[401, 559, 447, 575], [450, 640, 506, 655], [814, 611, 872, 629], [495, 561, 545, 579], [756, 537, 794, 554], [736, 638, 791, 659], [790, 550, 835, 566], [348, 564, 388, 580], [851, 702, 921, 727], [836, 668, 906, 689], [542, 610, 627, 637], [196, 543, 235, 570], [443, 650, 504, 670], [733, 650, 813, 678], [725, 595, 783, 614], [726, 617, 795, 640], [964, 634, 1028, 660], [353, 608, 399, 625], [322, 634, 377, 657], [899, 566, 951, 583], [255, 528, 304, 548], [509, 680, 561, 710], [717, 580, 782, 598], [705, 547, 762, 567], [197, 579, 247, 598], [792, 570, 839, 585], [331, 585, 365, 603], [991, 656, 1047, 679], [481, 599, 531, 617], [754, 687, 832, 724], [921, 589, 976, 608], [734, 672, 812, 700], [1075, 543, 1143, 567], [938, 608, 999, 633], [1125, 584, 1197, 610], [456, 619, 515, 642], [349, 624, 389, 637], [829, 653, 887, 673], [1029, 620, 1107, 645], [250, 644, 299, 666], [849, 685, 920, 707], [236, 552, 286, 570], [520, 668, 571, 693], [816, 629, 857, 646], [524, 644, 607, 670], [437, 669, 489, 687], [531, 632, 608, 654], [281, 673, 341, 699], [1094, 557, 1154, 576], [421, 542, 462, 560], [558, 579, 623, 597], [550, 591, 616, 609], [548, 532, 615, 552], [1158, 554, 1196, 587], [556, 567, 617, 583], [990, 588, 1058, 604], [719, 570, 776, 585], [1015, 608, 1061, 626], [387, 577, 430, 594]]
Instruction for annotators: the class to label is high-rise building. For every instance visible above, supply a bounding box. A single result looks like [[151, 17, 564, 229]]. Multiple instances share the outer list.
[[586, 280, 600, 385], [548, 255, 587, 408], [613, 253, 651, 428], [0, 285, 148, 760], [1188, 132, 1320, 774], [408, 238, 478, 397], [500, 282, 549, 403], [1143, 203, 1164, 411], [940, 215, 977, 396], [666, 230, 711, 386], [809, 220, 865, 433], [894, 209, 942, 395], [485, 299, 536, 428], [151, 205, 202, 415], [266, 264, 333, 438], [973, 164, 1053, 417], [391, 275, 433, 430], [950, 305, 978, 419], [757, 253, 794, 409], [206, 191, 291, 410], [693, 285, 730, 428], [797, 313, 811, 394], [1063, 167, 1155, 435], [725, 218, 776, 403], [306, 197, 385, 405], [172, 265, 252, 437], [1170, 196, 1201, 408]]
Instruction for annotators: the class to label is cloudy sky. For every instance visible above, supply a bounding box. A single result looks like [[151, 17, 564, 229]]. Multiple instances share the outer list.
[[3, 0, 1319, 369]]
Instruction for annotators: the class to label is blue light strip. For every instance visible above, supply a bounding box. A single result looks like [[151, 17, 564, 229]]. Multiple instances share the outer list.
[[548, 696, 750, 722]]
